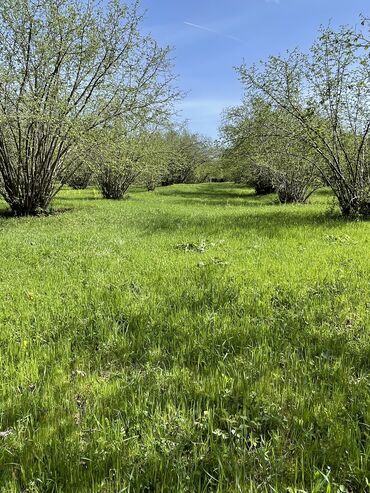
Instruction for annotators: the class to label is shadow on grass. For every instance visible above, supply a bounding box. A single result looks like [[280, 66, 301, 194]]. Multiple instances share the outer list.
[[0, 208, 15, 218], [0, 207, 73, 218], [158, 185, 339, 209], [137, 207, 349, 238], [56, 193, 137, 202], [171, 197, 278, 208], [158, 184, 259, 202]]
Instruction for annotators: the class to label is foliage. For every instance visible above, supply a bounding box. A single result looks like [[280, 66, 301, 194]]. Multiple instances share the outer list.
[[138, 132, 174, 191], [65, 162, 93, 190], [0, 0, 178, 215], [93, 125, 147, 199], [237, 23, 370, 216], [220, 98, 321, 201], [95, 128, 214, 195], [161, 130, 211, 185], [220, 101, 274, 193], [192, 141, 225, 183]]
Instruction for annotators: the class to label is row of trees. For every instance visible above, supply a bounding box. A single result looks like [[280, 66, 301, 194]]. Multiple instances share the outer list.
[[0, 0, 220, 213], [2, 1, 368, 217], [221, 18, 370, 216], [64, 126, 216, 198], [0, 0, 181, 215]]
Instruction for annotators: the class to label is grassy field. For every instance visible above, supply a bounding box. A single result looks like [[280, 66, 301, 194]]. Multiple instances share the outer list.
[[0, 183, 368, 492]]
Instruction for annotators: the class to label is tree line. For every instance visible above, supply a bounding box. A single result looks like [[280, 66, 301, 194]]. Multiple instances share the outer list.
[[64, 126, 216, 198], [0, 0, 222, 213], [0, 1, 369, 217], [221, 19, 370, 217]]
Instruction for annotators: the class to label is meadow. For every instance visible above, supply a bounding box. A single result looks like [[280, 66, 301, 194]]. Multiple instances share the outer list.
[[0, 183, 368, 492]]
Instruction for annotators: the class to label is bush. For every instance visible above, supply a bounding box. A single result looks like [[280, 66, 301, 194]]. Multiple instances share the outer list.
[[66, 168, 92, 190], [0, 0, 177, 215], [238, 23, 370, 217], [98, 167, 136, 199], [246, 165, 275, 195]]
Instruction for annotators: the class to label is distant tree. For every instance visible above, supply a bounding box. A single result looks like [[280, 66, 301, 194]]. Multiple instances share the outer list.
[[220, 100, 275, 195], [161, 131, 210, 185], [62, 145, 94, 189], [94, 125, 147, 199], [0, 0, 178, 215], [65, 165, 93, 190], [193, 141, 225, 183], [251, 102, 321, 203], [139, 133, 172, 191], [221, 97, 322, 201]]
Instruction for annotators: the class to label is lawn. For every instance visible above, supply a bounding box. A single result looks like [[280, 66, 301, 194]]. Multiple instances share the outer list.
[[0, 183, 368, 492]]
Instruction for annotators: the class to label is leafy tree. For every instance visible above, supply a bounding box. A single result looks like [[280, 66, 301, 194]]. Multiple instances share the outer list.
[[252, 102, 321, 203], [61, 144, 94, 189], [193, 141, 225, 183], [139, 133, 173, 191], [221, 97, 321, 202], [220, 101, 275, 194], [238, 23, 370, 216], [161, 130, 210, 186], [65, 164, 93, 190], [0, 0, 178, 214], [93, 125, 147, 199]]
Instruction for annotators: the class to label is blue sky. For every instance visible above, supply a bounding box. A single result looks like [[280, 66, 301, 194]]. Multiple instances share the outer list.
[[140, 0, 370, 139]]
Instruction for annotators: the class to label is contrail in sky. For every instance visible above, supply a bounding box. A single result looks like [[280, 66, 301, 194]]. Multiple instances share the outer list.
[[184, 21, 243, 43]]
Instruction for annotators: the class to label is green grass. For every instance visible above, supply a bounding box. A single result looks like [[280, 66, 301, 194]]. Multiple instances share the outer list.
[[0, 183, 369, 492]]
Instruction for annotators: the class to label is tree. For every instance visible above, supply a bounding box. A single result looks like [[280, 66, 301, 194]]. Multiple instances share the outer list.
[[139, 132, 173, 191], [0, 0, 178, 215], [238, 24, 370, 216], [65, 164, 93, 190], [93, 125, 147, 199], [61, 144, 94, 190], [161, 130, 210, 186], [250, 101, 321, 203], [221, 96, 323, 201], [193, 140, 225, 183], [220, 100, 275, 194]]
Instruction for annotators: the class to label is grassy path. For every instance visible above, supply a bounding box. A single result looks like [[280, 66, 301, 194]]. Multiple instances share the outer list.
[[0, 184, 368, 492]]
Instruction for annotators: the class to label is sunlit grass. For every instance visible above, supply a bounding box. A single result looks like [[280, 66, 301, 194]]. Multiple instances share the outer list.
[[0, 183, 368, 492]]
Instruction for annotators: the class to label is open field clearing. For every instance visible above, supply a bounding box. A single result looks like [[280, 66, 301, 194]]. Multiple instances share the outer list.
[[0, 184, 368, 492]]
